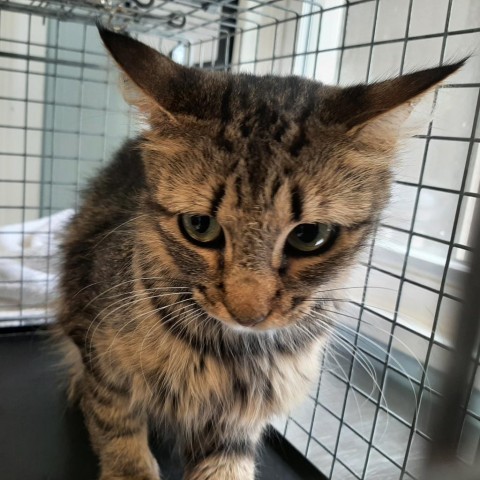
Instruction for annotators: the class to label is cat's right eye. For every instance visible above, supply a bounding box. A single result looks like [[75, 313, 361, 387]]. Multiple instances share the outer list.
[[285, 223, 338, 256], [179, 214, 224, 248]]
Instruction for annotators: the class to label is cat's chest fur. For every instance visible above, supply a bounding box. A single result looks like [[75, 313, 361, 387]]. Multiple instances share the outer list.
[[107, 301, 323, 429]]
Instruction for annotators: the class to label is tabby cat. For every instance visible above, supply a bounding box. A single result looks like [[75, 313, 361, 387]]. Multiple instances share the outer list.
[[56, 26, 463, 480]]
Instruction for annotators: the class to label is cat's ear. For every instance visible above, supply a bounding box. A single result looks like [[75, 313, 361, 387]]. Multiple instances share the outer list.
[[98, 25, 224, 121], [327, 61, 466, 147]]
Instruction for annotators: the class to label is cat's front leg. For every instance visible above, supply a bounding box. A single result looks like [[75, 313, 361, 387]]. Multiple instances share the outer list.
[[80, 369, 160, 480], [183, 434, 257, 480], [185, 455, 255, 480]]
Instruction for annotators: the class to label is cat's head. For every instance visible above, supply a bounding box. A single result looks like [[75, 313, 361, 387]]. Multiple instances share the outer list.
[[99, 27, 463, 332]]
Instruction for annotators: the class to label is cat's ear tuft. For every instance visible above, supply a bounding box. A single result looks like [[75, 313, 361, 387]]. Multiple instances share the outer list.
[[98, 25, 181, 117], [98, 25, 223, 121], [327, 60, 466, 147]]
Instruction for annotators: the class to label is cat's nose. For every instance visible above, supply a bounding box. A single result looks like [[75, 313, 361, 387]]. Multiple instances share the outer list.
[[223, 269, 275, 327]]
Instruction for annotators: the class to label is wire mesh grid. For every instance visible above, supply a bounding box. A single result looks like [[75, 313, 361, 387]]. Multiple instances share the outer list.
[[0, 0, 479, 479]]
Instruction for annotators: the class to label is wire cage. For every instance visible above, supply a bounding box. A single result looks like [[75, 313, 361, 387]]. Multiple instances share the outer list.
[[0, 1, 479, 479]]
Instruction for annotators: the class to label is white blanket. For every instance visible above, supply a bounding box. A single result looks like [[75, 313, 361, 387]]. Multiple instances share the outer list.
[[0, 209, 74, 322]]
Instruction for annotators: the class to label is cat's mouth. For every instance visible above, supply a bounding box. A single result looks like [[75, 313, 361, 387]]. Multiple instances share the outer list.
[[191, 286, 308, 332], [194, 299, 268, 331]]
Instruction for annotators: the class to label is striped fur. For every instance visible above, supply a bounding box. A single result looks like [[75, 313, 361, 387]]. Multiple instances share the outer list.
[[54, 29, 464, 480]]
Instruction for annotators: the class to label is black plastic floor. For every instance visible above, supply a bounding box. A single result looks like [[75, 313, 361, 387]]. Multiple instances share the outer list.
[[0, 332, 324, 480]]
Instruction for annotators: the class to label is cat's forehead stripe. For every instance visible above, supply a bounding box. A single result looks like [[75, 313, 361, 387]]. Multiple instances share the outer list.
[[270, 176, 282, 204], [234, 175, 243, 209], [147, 198, 176, 218], [290, 185, 303, 222], [210, 183, 226, 216]]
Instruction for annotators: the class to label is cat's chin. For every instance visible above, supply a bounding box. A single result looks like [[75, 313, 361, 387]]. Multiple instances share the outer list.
[[227, 322, 264, 334], [207, 311, 295, 334], [207, 312, 270, 333]]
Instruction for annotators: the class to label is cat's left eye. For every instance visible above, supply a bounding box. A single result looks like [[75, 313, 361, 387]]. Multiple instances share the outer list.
[[179, 214, 224, 247], [286, 223, 337, 255]]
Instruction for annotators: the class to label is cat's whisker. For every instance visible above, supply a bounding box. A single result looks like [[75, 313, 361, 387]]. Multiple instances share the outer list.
[[158, 306, 202, 347], [174, 312, 208, 353], [134, 297, 194, 332], [101, 298, 193, 364], [310, 317, 380, 397], [141, 306, 203, 395], [86, 291, 169, 340], [317, 312, 401, 394], [87, 294, 193, 364], [322, 326, 382, 409], [93, 214, 149, 248], [139, 302, 197, 395], [314, 299, 433, 405], [144, 309, 200, 393], [164, 310, 210, 379], [314, 286, 397, 294], [314, 309, 423, 444], [294, 323, 318, 343], [312, 317, 392, 442], [81, 277, 190, 306], [296, 319, 379, 433], [333, 317, 430, 440], [308, 317, 377, 382], [308, 297, 360, 305], [151, 308, 203, 372], [89, 287, 191, 308], [84, 290, 185, 357], [102, 287, 191, 301], [315, 297, 436, 333], [97, 289, 189, 315], [316, 306, 431, 394], [325, 329, 379, 390], [322, 344, 368, 438], [336, 319, 430, 388]]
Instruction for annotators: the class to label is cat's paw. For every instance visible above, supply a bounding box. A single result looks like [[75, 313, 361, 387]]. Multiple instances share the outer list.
[[100, 466, 161, 480], [186, 455, 255, 480], [100, 474, 160, 480], [100, 459, 161, 480]]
